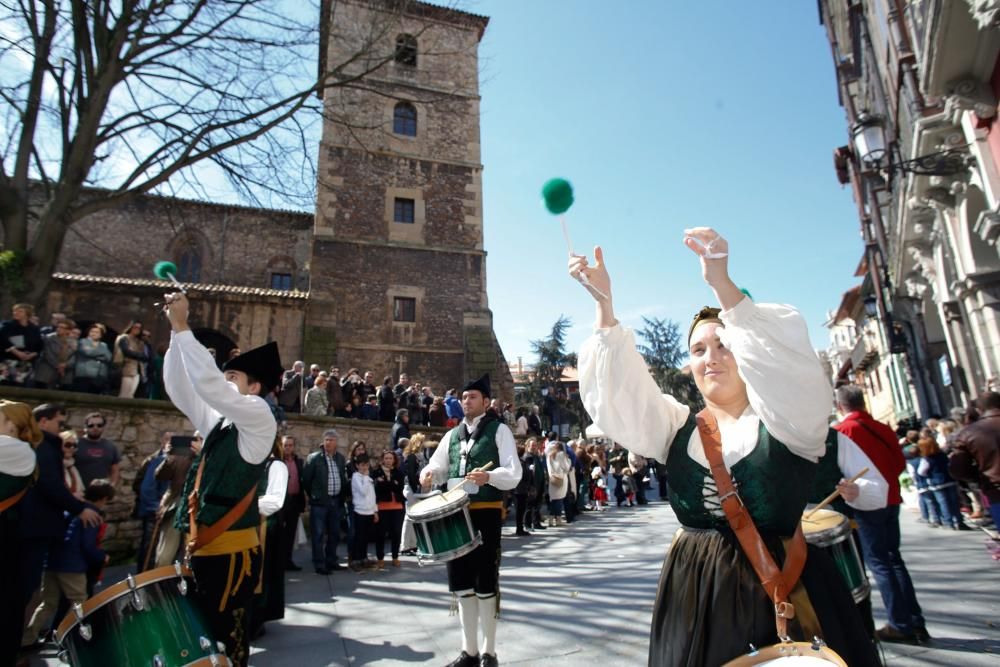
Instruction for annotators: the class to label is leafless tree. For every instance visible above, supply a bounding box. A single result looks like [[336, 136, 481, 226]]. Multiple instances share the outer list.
[[0, 0, 475, 307]]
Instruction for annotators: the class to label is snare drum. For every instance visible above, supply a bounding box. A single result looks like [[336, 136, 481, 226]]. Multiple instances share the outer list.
[[800, 509, 870, 604], [723, 640, 847, 666], [56, 563, 229, 667], [406, 487, 482, 564]]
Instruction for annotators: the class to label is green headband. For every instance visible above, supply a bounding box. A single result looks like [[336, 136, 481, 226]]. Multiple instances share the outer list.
[[688, 306, 722, 344]]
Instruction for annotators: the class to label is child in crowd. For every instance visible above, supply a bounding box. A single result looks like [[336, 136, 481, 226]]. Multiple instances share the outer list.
[[22, 479, 115, 646], [591, 467, 607, 511], [620, 468, 636, 507], [350, 454, 378, 571]]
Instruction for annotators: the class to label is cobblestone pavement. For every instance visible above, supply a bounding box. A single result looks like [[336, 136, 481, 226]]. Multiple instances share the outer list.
[[29, 496, 999, 666]]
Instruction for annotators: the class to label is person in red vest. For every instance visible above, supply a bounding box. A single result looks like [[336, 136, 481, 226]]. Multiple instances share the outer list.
[[834, 385, 929, 644]]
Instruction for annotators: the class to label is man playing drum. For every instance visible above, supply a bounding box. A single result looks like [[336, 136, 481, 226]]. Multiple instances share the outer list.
[[807, 426, 888, 638], [163, 292, 283, 667], [420, 374, 522, 667]]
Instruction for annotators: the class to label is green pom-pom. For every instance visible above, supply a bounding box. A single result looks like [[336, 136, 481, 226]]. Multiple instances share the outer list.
[[542, 178, 574, 215], [153, 261, 179, 280], [739, 288, 753, 300]]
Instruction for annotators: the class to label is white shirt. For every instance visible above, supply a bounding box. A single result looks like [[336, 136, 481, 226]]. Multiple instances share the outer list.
[[163, 330, 275, 465], [832, 431, 888, 511], [579, 298, 830, 472], [421, 413, 522, 491], [258, 459, 289, 517], [0, 435, 36, 476], [352, 472, 376, 515]]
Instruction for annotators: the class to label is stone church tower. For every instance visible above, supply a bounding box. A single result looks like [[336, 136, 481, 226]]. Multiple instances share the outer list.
[[312, 0, 511, 397]]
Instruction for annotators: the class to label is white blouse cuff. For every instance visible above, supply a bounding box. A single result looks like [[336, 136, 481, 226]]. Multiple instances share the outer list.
[[591, 322, 627, 342], [719, 294, 754, 326]]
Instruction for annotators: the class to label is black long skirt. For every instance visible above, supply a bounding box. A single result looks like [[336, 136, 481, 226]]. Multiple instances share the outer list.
[[648, 527, 881, 667], [252, 513, 286, 629]]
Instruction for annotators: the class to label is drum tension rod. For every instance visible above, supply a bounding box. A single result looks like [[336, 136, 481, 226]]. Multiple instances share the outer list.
[[126, 574, 145, 611], [72, 603, 92, 641], [174, 560, 189, 595]]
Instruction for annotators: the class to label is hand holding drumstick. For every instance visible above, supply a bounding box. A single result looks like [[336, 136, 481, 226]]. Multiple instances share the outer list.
[[805, 467, 869, 519]]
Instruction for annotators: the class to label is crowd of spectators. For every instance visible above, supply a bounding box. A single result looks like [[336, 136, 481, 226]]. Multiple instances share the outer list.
[[899, 396, 1000, 533], [0, 304, 164, 399], [276, 364, 532, 431]]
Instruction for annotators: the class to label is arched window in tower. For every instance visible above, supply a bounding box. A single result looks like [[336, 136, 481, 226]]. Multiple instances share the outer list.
[[393, 102, 417, 137], [177, 246, 202, 283], [395, 34, 417, 67]]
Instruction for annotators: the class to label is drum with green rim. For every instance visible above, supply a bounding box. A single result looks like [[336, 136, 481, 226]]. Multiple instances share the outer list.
[[407, 487, 482, 565], [801, 508, 870, 604], [56, 563, 230, 666]]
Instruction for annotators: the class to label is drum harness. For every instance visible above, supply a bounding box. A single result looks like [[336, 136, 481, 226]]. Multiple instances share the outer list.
[[696, 409, 823, 645], [184, 450, 258, 565]]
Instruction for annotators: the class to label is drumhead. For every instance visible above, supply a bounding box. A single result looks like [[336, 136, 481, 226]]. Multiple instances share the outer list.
[[723, 641, 846, 666], [408, 487, 468, 520], [800, 508, 848, 540]]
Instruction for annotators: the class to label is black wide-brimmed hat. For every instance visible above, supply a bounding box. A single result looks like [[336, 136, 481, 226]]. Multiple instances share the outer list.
[[223, 341, 283, 392], [462, 373, 491, 398]]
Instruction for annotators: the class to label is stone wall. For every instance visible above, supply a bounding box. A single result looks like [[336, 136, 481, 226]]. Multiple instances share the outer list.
[[0, 386, 446, 561], [44, 189, 314, 291]]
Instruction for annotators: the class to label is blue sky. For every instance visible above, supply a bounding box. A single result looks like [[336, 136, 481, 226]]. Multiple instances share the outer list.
[[469, 0, 863, 368]]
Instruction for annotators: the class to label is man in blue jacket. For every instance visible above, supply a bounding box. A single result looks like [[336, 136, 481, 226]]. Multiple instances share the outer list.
[[16, 404, 100, 653]]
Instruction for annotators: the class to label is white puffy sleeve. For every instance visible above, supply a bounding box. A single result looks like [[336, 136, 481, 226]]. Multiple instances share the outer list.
[[718, 299, 829, 461], [579, 324, 691, 462], [258, 460, 288, 517]]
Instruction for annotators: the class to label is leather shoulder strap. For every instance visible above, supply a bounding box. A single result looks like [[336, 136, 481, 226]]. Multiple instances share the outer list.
[[697, 408, 807, 638], [0, 487, 28, 514]]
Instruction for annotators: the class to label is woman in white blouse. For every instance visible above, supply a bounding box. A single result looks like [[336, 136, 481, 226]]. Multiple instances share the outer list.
[[545, 441, 571, 527], [569, 228, 879, 667]]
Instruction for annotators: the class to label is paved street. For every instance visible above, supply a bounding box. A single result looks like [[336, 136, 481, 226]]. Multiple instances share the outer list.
[[31, 496, 999, 666]]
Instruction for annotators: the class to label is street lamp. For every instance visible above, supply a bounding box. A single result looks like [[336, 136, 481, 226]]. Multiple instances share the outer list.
[[851, 113, 969, 176]]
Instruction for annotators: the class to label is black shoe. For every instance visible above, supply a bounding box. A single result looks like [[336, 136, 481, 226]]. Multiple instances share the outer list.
[[480, 653, 498, 667], [285, 562, 302, 571], [514, 530, 530, 536], [328, 562, 345, 571], [876, 625, 918, 644], [315, 568, 330, 575], [914, 626, 932, 643], [954, 522, 973, 531], [444, 651, 480, 667], [532, 524, 546, 530]]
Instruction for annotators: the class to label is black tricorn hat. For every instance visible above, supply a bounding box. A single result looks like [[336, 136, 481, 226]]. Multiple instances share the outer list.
[[462, 373, 491, 398], [223, 341, 283, 392]]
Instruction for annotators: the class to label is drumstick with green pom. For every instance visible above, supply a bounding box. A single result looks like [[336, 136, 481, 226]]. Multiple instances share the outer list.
[[542, 177, 609, 300], [153, 261, 187, 294]]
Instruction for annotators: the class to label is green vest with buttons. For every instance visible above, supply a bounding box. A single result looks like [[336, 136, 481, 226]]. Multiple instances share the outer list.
[[174, 420, 266, 532], [448, 419, 502, 503]]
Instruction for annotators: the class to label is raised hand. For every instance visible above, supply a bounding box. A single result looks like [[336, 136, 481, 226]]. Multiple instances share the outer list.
[[683, 227, 731, 288], [568, 246, 612, 303], [163, 292, 190, 333]]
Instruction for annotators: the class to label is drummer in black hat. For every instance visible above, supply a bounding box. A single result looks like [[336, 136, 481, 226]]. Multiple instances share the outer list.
[[161, 292, 282, 667], [419, 374, 522, 667]]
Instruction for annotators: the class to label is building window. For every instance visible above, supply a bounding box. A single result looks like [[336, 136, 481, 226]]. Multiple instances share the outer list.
[[393, 296, 416, 322], [270, 273, 293, 291], [177, 247, 202, 283], [395, 34, 417, 67], [394, 197, 415, 224], [393, 102, 417, 136]]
